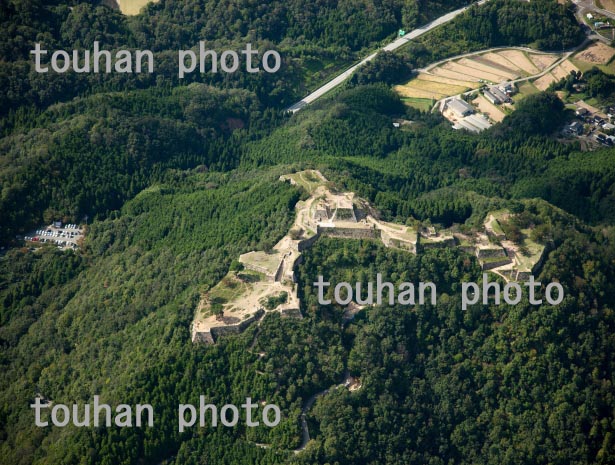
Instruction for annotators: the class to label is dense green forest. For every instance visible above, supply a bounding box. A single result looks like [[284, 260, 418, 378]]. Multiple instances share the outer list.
[[2, 0, 615, 464]]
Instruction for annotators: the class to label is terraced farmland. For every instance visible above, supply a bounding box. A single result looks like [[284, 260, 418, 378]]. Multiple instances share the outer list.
[[395, 49, 561, 108]]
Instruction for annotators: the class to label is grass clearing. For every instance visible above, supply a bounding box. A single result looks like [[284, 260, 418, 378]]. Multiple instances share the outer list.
[[401, 97, 434, 112], [516, 233, 546, 272], [516, 81, 540, 98], [281, 169, 326, 194], [118, 0, 158, 15]]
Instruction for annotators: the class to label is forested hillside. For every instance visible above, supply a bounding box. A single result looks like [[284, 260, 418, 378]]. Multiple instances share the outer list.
[[2, 0, 615, 464]]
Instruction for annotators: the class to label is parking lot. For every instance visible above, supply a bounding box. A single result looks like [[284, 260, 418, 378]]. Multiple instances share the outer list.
[[24, 223, 84, 250]]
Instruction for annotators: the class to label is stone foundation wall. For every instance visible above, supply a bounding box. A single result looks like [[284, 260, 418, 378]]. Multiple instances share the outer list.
[[297, 233, 320, 251], [481, 258, 513, 271], [193, 309, 265, 344], [420, 237, 456, 250], [281, 307, 302, 318], [476, 247, 507, 259], [318, 226, 379, 240], [381, 231, 417, 254], [191, 329, 215, 344], [241, 262, 276, 280]]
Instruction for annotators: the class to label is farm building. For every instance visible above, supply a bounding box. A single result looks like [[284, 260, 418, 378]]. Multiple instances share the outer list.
[[484, 90, 502, 105], [453, 114, 492, 133], [489, 86, 510, 102], [445, 98, 474, 118]]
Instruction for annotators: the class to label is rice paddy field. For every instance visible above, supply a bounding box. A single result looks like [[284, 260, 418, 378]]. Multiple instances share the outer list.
[[395, 49, 561, 102]]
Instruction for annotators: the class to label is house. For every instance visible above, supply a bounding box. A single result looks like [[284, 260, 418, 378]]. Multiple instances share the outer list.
[[445, 98, 474, 118], [576, 107, 589, 117], [565, 121, 584, 136], [587, 13, 593, 20], [484, 90, 501, 105], [602, 122, 615, 131], [497, 82, 516, 96]]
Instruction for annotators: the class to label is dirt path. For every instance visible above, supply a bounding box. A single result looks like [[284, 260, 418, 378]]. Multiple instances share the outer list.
[[293, 371, 352, 453]]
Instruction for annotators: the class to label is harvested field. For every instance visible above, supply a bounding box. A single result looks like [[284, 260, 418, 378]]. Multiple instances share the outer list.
[[482, 52, 524, 72], [474, 95, 506, 122], [575, 42, 615, 65], [458, 57, 518, 80], [534, 72, 558, 91], [417, 73, 480, 89], [498, 50, 540, 74], [407, 78, 469, 95], [394, 85, 446, 99], [598, 0, 615, 12], [443, 62, 506, 82], [530, 54, 560, 71], [559, 60, 579, 74], [472, 56, 520, 76], [550, 60, 578, 81], [431, 66, 480, 82]]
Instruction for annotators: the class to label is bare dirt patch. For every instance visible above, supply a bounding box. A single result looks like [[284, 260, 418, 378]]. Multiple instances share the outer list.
[[474, 95, 506, 122], [575, 42, 615, 65]]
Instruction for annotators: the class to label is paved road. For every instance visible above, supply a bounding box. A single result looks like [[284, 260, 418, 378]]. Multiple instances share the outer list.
[[286, 1, 490, 113]]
